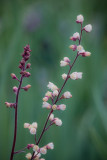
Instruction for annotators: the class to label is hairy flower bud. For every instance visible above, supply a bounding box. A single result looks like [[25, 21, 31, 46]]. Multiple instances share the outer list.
[[60, 61, 69, 67], [70, 72, 83, 80], [69, 45, 77, 51], [26, 63, 31, 69], [24, 123, 30, 128], [42, 102, 51, 109], [53, 90, 59, 96], [13, 86, 18, 94], [46, 142, 54, 150], [62, 73, 67, 80], [70, 32, 80, 41], [57, 104, 66, 111], [49, 114, 54, 121], [30, 128, 36, 135], [40, 147, 47, 154], [23, 85, 31, 91], [76, 14, 84, 23], [63, 57, 70, 63], [47, 82, 58, 91], [32, 122, 38, 129], [63, 91, 72, 99], [11, 73, 17, 79], [25, 153, 32, 159], [83, 24, 92, 32], [54, 118, 62, 126]]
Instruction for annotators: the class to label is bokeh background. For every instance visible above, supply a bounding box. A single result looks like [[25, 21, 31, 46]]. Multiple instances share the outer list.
[[0, 0, 107, 160]]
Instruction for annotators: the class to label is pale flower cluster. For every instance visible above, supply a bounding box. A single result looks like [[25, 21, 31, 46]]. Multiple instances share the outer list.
[[24, 122, 38, 135], [26, 142, 54, 160]]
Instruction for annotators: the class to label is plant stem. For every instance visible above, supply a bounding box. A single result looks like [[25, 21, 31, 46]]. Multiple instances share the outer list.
[[10, 76, 23, 160]]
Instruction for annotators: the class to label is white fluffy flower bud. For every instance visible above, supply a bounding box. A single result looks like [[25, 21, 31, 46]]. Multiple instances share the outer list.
[[84, 24, 92, 32], [53, 90, 59, 96], [31, 122, 38, 129], [60, 61, 69, 67], [25, 153, 32, 159], [70, 72, 83, 80], [57, 104, 66, 111], [46, 142, 54, 149], [62, 73, 67, 80], [42, 102, 51, 109], [54, 118, 62, 126], [47, 82, 58, 91], [63, 91, 72, 98], [49, 113, 54, 121], [40, 148, 47, 155], [76, 14, 84, 23], [24, 123, 30, 128], [30, 128, 36, 135]]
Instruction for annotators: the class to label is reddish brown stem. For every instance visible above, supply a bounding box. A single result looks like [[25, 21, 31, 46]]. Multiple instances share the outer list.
[[10, 76, 23, 160]]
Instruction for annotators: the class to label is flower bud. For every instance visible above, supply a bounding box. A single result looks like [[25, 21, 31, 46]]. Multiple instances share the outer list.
[[70, 72, 83, 80], [80, 51, 91, 57], [76, 14, 84, 23], [53, 90, 59, 96], [26, 63, 31, 69], [69, 45, 77, 51], [24, 123, 30, 128], [46, 142, 54, 150], [45, 91, 52, 97], [20, 71, 31, 77], [47, 82, 58, 91], [63, 57, 70, 63], [83, 24, 92, 32], [23, 85, 31, 91], [70, 32, 80, 41], [11, 73, 17, 79], [60, 61, 69, 67], [42, 102, 51, 109], [33, 145, 39, 152], [13, 86, 18, 94], [30, 128, 36, 135], [27, 144, 34, 149], [49, 114, 54, 121], [43, 96, 49, 102], [25, 153, 32, 159], [77, 45, 84, 52], [31, 122, 38, 129], [62, 73, 67, 80], [40, 148, 47, 155], [5, 102, 15, 108], [57, 104, 66, 111], [52, 104, 57, 110], [63, 91, 72, 99], [54, 118, 62, 126]]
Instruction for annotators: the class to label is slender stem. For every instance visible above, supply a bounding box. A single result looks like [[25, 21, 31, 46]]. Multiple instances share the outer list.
[[31, 109, 53, 160], [14, 147, 27, 154], [10, 76, 23, 160], [54, 53, 79, 104]]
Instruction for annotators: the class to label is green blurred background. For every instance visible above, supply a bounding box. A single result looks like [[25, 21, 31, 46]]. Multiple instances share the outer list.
[[0, 0, 107, 159]]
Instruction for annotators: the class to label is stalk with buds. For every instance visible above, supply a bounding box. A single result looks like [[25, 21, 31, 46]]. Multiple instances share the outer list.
[[5, 14, 92, 160]]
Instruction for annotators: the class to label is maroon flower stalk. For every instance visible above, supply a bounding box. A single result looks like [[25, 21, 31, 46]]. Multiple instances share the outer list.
[[5, 45, 31, 160]]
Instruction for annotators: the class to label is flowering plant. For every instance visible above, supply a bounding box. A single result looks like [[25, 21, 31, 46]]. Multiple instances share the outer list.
[[5, 14, 92, 160]]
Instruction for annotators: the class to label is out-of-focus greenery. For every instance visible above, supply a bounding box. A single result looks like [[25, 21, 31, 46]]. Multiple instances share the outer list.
[[0, 0, 107, 160]]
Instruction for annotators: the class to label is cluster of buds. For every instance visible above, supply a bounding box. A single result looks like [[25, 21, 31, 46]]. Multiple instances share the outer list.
[[5, 45, 32, 109], [24, 122, 38, 135], [26, 142, 54, 160], [49, 114, 62, 126], [62, 72, 82, 80], [69, 14, 92, 57]]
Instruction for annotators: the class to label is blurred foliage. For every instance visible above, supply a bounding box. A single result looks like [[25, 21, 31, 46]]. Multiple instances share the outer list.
[[0, 0, 107, 160]]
